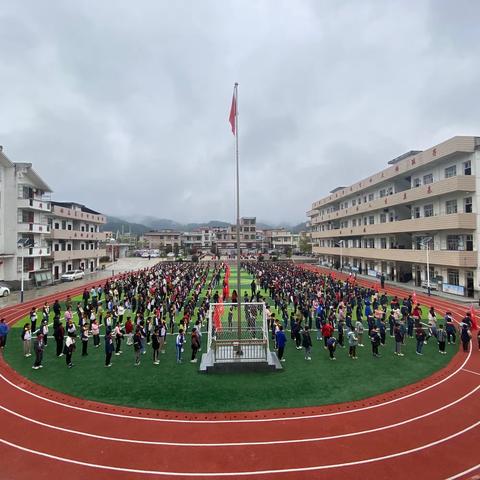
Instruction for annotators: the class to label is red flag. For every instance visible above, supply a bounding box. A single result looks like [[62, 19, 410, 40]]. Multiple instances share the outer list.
[[412, 291, 417, 305], [213, 295, 225, 332], [229, 90, 237, 135], [469, 304, 478, 330]]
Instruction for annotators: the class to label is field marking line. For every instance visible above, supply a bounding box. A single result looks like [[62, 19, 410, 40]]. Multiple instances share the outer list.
[[1, 420, 479, 477], [446, 463, 480, 480], [462, 368, 480, 377], [0, 345, 472, 424], [1, 384, 477, 447]]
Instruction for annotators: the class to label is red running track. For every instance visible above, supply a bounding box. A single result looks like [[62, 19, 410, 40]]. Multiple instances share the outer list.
[[0, 268, 479, 479]]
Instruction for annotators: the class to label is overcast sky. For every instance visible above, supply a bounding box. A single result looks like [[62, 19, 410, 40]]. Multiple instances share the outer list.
[[1, 0, 479, 225]]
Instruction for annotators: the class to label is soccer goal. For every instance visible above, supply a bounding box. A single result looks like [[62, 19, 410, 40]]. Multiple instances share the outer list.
[[199, 302, 282, 372]]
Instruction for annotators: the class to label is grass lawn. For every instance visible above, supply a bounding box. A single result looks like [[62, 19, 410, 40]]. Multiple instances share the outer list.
[[2, 267, 456, 413]]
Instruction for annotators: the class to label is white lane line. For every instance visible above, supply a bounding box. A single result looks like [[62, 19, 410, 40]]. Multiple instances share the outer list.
[[446, 463, 480, 480], [0, 345, 472, 424], [1, 420, 479, 477], [1, 384, 478, 447], [462, 368, 480, 377]]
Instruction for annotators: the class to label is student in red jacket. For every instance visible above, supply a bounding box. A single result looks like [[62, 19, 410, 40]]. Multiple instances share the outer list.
[[322, 322, 334, 349]]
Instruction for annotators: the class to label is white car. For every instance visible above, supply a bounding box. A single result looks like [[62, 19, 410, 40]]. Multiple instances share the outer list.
[[61, 270, 85, 282], [0, 285, 10, 297]]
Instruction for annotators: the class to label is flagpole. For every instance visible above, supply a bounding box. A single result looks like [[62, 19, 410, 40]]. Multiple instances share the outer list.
[[234, 83, 242, 350]]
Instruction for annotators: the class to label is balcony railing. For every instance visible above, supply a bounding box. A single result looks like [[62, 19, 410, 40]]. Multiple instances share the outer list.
[[312, 245, 477, 267], [17, 198, 51, 212], [23, 246, 52, 257], [17, 223, 51, 234], [51, 229, 106, 241]]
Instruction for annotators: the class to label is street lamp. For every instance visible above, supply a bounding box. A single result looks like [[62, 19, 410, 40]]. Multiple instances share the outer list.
[[17, 238, 33, 303], [420, 236, 433, 296], [109, 238, 116, 276], [335, 240, 345, 271]]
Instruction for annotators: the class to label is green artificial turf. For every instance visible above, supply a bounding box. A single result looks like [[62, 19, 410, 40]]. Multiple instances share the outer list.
[[2, 268, 455, 412]]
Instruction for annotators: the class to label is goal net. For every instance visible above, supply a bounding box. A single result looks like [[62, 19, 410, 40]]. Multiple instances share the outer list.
[[206, 302, 269, 363]]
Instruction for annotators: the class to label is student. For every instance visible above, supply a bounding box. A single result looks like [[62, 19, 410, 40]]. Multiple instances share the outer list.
[[64, 334, 76, 368], [22, 323, 32, 357], [0, 318, 9, 348], [460, 325, 471, 353], [337, 319, 345, 348], [133, 327, 142, 366], [437, 324, 447, 354], [40, 320, 49, 346], [159, 319, 167, 354], [276, 325, 287, 362], [322, 321, 334, 349], [355, 319, 364, 347], [190, 327, 200, 363], [91, 319, 100, 348], [125, 317, 134, 345], [327, 335, 337, 360], [105, 329, 114, 367], [152, 327, 160, 365], [54, 321, 65, 357], [445, 313, 456, 344], [415, 325, 426, 355], [393, 323, 404, 356], [114, 321, 123, 355], [175, 328, 185, 364], [29, 307, 38, 334], [347, 328, 358, 359], [81, 323, 89, 356], [292, 318, 302, 349], [32, 332, 45, 370], [302, 325, 312, 360], [370, 328, 381, 358]]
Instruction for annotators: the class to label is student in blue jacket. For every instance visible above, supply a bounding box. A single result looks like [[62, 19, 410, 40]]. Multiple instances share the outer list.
[[275, 325, 287, 362]]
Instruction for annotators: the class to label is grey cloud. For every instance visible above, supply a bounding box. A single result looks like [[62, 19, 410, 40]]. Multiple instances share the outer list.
[[0, 0, 478, 224]]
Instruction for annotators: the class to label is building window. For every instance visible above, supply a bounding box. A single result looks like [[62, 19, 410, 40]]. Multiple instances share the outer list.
[[67, 224, 72, 230], [380, 238, 387, 249], [67, 244, 72, 251], [464, 160, 471, 175], [368, 193, 374, 201], [447, 235, 461, 251], [423, 173, 433, 185], [445, 165, 457, 178], [379, 189, 386, 198], [446, 199, 457, 214], [54, 244, 59, 252], [352, 199, 356, 206], [352, 219, 357, 227], [447, 269, 459, 286], [54, 222, 60, 229], [424, 204, 434, 217], [413, 178, 421, 187], [81, 244, 85, 250], [464, 197, 473, 213], [368, 239, 375, 248], [363, 217, 368, 226], [368, 216, 374, 225], [380, 213, 387, 223], [413, 207, 420, 219]]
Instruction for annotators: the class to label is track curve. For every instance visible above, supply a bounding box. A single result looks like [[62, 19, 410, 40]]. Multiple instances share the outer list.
[[0, 268, 479, 479]]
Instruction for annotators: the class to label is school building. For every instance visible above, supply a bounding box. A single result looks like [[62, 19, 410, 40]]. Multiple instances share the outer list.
[[307, 136, 480, 298]]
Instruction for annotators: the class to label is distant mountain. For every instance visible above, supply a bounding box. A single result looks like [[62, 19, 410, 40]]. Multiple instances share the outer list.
[[105, 215, 307, 235], [101, 216, 150, 235], [291, 222, 307, 233]]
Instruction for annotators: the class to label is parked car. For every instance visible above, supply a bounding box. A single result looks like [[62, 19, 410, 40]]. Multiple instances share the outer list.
[[0, 285, 10, 297], [61, 270, 85, 282]]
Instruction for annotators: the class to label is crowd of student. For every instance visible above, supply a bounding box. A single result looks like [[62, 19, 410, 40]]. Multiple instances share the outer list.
[[244, 262, 480, 362], [13, 262, 226, 369], [2, 261, 479, 371]]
